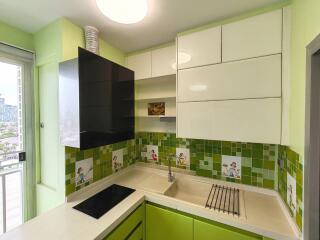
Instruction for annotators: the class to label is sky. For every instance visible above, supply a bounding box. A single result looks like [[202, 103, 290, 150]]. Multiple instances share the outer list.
[[0, 61, 19, 106]]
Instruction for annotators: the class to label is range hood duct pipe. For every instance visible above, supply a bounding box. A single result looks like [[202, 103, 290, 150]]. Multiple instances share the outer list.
[[84, 26, 99, 54]]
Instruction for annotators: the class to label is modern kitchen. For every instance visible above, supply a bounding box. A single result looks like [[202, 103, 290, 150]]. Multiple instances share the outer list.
[[0, 0, 319, 239]]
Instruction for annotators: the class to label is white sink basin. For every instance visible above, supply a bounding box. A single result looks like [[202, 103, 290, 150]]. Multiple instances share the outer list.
[[164, 179, 212, 206], [164, 178, 246, 218]]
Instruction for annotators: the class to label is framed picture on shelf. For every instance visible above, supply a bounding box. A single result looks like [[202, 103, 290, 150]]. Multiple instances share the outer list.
[[148, 102, 165, 115]]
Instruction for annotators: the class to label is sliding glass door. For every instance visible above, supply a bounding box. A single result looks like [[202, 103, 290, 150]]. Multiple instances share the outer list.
[[0, 44, 34, 234]]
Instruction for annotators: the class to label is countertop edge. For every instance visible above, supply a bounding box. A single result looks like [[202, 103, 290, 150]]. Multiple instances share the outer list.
[[1, 164, 300, 240]]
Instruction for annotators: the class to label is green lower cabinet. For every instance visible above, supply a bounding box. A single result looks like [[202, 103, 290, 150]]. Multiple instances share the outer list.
[[104, 204, 144, 240], [146, 204, 193, 240], [128, 223, 143, 240], [194, 219, 262, 240], [146, 203, 265, 240], [104, 202, 271, 240]]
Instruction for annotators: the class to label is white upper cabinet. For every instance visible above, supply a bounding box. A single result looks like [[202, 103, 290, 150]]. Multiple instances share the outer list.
[[178, 54, 281, 102], [151, 45, 176, 77], [126, 52, 152, 80], [281, 6, 291, 146], [177, 98, 281, 144], [222, 9, 282, 62], [177, 26, 222, 69], [127, 45, 176, 79]]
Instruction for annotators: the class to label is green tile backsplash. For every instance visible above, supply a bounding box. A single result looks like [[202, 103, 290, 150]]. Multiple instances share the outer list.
[[136, 132, 277, 189], [278, 145, 303, 231], [65, 139, 136, 196], [64, 131, 303, 232]]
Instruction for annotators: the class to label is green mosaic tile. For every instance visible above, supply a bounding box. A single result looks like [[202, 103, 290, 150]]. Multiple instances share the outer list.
[[252, 143, 263, 158], [212, 154, 221, 163], [65, 131, 302, 233], [213, 162, 220, 171], [66, 162, 75, 175], [241, 148, 252, 158], [241, 157, 252, 167], [65, 138, 137, 196], [296, 169, 303, 186], [242, 166, 251, 176], [242, 175, 251, 185], [196, 169, 212, 178], [221, 141, 232, 155], [277, 145, 303, 232], [263, 160, 275, 170], [296, 184, 303, 201], [76, 151, 84, 161], [296, 213, 302, 231], [252, 158, 263, 168], [263, 179, 274, 189]]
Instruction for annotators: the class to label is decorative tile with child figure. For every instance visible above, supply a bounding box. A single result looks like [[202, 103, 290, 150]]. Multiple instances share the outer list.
[[112, 149, 124, 172], [75, 158, 93, 186], [176, 148, 190, 169], [222, 155, 241, 179]]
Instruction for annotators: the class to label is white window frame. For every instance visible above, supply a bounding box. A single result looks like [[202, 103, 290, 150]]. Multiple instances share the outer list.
[[0, 42, 36, 228]]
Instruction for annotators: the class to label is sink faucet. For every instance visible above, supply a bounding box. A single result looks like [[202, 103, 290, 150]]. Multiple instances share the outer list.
[[167, 154, 175, 182]]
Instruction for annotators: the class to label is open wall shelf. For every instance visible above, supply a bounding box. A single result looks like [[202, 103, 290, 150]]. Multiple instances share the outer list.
[[135, 74, 176, 133]]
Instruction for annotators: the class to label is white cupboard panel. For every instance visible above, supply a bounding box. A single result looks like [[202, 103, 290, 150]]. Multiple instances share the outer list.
[[127, 52, 152, 80], [178, 54, 281, 102], [152, 45, 176, 77], [177, 98, 281, 144], [177, 26, 221, 69], [281, 6, 291, 146], [222, 10, 282, 62]]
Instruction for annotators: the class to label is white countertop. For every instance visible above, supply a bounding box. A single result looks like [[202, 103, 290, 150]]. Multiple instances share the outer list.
[[0, 164, 300, 240]]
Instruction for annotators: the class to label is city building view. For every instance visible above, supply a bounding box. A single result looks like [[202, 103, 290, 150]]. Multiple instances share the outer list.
[[0, 62, 22, 164], [0, 95, 18, 153]]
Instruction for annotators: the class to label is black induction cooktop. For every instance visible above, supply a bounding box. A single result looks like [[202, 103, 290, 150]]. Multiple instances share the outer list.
[[73, 184, 135, 219]]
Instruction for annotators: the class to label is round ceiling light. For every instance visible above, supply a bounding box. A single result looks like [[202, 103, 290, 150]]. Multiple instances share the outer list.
[[96, 0, 148, 24]]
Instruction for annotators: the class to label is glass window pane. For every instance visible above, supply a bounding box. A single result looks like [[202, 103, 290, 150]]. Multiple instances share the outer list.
[[5, 171, 22, 231], [0, 176, 3, 234], [0, 61, 23, 165]]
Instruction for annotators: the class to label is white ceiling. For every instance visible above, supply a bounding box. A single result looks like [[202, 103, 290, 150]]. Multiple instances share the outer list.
[[0, 0, 285, 53]]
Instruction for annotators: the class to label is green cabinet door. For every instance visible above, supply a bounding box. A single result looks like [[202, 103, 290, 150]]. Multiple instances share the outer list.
[[146, 204, 193, 240], [105, 205, 144, 240], [127, 223, 143, 240], [194, 219, 262, 240]]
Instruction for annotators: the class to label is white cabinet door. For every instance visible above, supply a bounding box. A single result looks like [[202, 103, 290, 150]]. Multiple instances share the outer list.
[[126, 52, 152, 80], [177, 98, 281, 144], [281, 6, 291, 146], [152, 45, 176, 77], [177, 26, 221, 69], [222, 9, 282, 62], [178, 54, 281, 102]]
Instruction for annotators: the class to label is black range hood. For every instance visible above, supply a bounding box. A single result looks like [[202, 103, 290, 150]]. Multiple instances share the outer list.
[[59, 47, 134, 150]]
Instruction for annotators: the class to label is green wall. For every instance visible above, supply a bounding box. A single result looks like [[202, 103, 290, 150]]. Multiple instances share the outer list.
[[61, 18, 126, 65], [0, 20, 34, 51], [33, 17, 126, 214], [289, 0, 320, 155], [34, 19, 65, 215]]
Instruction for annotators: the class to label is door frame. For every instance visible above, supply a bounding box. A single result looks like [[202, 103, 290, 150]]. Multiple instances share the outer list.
[[0, 43, 36, 222], [304, 34, 320, 240]]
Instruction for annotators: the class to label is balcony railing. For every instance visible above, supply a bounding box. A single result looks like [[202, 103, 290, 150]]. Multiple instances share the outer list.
[[0, 161, 23, 234]]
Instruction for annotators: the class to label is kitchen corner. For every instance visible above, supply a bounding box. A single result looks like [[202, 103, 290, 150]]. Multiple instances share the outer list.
[[1, 0, 319, 239], [1, 164, 299, 240]]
